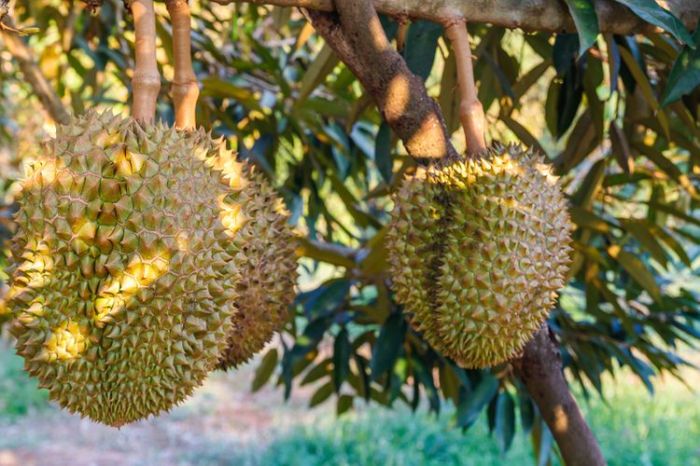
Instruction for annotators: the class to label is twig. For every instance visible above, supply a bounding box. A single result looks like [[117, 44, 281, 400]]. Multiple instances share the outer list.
[[1, 17, 70, 125], [166, 0, 199, 129], [130, 0, 160, 123], [443, 19, 486, 156]]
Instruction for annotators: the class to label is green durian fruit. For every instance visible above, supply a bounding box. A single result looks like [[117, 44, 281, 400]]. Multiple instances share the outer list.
[[4, 111, 261, 426], [193, 136, 297, 371], [387, 143, 572, 369]]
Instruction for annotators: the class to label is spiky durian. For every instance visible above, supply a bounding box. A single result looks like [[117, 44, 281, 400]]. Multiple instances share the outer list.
[[191, 136, 297, 370], [4, 111, 252, 426], [387, 144, 572, 368]]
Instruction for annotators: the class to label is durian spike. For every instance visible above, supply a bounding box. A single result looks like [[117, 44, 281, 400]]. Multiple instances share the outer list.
[[166, 0, 199, 130], [444, 19, 486, 157], [131, 0, 160, 123]]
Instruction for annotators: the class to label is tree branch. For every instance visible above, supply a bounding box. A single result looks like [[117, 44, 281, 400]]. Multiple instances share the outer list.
[[307, 4, 458, 163], [210, 0, 700, 34], [514, 327, 607, 466], [0, 18, 70, 125]]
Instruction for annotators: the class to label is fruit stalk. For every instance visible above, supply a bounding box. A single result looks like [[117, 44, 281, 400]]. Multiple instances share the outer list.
[[444, 19, 486, 156], [131, 0, 160, 123], [166, 0, 199, 130]]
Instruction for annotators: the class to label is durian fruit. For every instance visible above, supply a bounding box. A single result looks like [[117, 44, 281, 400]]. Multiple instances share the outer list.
[[4, 110, 250, 426], [387, 143, 572, 369], [191, 135, 297, 370]]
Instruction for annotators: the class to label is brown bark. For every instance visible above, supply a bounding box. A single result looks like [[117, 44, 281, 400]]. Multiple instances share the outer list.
[[166, 0, 199, 130], [443, 20, 485, 157], [514, 327, 607, 466], [130, 0, 160, 123], [211, 0, 700, 34], [307, 3, 459, 163], [1, 18, 70, 125]]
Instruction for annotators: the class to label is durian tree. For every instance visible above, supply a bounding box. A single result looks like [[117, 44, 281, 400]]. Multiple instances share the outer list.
[[1, 0, 700, 464]]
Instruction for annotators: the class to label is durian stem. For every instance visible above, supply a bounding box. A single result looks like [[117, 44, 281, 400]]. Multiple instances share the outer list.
[[131, 0, 160, 124], [444, 19, 486, 156], [166, 0, 199, 130]]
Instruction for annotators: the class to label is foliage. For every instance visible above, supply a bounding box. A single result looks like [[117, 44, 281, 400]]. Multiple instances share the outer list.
[[0, 341, 49, 417], [1, 0, 700, 456]]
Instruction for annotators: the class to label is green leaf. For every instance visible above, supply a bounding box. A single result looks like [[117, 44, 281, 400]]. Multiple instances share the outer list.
[[375, 122, 393, 183], [619, 218, 669, 267], [337, 394, 354, 416], [457, 374, 499, 429], [252, 348, 278, 392], [608, 245, 662, 301], [495, 391, 516, 452], [296, 44, 339, 106], [403, 20, 443, 80], [570, 206, 614, 233], [618, 46, 670, 137], [370, 312, 407, 380], [613, 0, 694, 45], [609, 121, 634, 174], [564, 0, 600, 55], [333, 328, 351, 391], [200, 77, 261, 111], [309, 381, 334, 407], [662, 28, 700, 106]]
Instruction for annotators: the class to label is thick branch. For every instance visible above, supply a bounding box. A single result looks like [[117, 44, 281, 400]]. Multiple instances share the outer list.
[[131, 0, 160, 123], [211, 0, 700, 34], [166, 0, 199, 130], [1, 18, 70, 125], [514, 327, 607, 466], [308, 4, 458, 162]]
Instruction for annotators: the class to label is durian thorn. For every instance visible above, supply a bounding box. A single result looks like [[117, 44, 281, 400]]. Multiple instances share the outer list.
[[166, 0, 199, 130], [131, 0, 161, 124], [443, 19, 487, 157]]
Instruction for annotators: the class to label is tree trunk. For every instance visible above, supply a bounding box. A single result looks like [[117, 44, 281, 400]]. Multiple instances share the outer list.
[[514, 327, 607, 466], [213, 0, 700, 34]]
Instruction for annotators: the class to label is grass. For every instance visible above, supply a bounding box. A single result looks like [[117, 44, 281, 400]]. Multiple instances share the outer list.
[[0, 340, 49, 418], [0, 341, 698, 465]]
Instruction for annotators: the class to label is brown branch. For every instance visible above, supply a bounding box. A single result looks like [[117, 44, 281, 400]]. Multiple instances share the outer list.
[[1, 18, 70, 125], [130, 0, 160, 123], [307, 3, 458, 163], [514, 327, 607, 466], [443, 20, 485, 156], [166, 0, 199, 130], [210, 0, 700, 34]]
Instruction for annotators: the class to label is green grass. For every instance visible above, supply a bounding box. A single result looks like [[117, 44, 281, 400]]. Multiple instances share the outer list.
[[0, 341, 49, 417], [182, 376, 700, 466], [183, 376, 700, 466]]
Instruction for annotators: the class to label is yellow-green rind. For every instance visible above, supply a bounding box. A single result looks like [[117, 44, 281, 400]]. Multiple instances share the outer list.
[[6, 111, 239, 426], [387, 143, 572, 369], [195, 137, 297, 370]]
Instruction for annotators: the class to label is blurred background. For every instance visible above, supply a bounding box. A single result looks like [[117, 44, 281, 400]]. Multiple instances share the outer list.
[[1, 1, 700, 465]]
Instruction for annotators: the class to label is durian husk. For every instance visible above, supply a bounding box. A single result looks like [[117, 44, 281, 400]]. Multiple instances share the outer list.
[[5, 111, 251, 426], [192, 135, 297, 371], [387, 143, 572, 369]]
